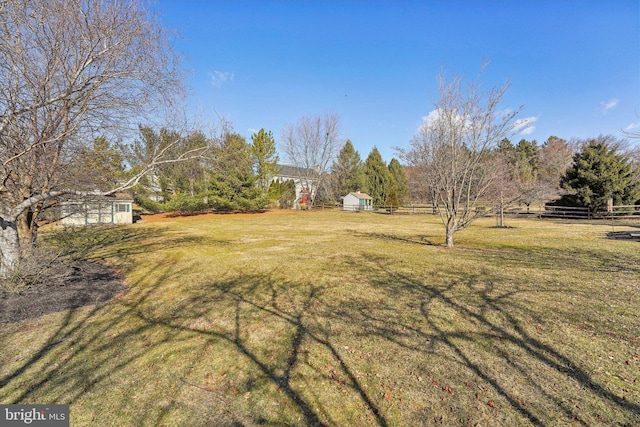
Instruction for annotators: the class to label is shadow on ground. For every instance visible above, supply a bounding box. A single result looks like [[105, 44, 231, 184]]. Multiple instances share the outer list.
[[0, 225, 638, 426]]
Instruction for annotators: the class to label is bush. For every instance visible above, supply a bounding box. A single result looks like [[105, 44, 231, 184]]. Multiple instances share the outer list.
[[163, 193, 210, 213], [134, 196, 164, 214]]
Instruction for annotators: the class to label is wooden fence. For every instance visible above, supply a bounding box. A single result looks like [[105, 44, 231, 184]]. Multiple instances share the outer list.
[[315, 202, 640, 221]]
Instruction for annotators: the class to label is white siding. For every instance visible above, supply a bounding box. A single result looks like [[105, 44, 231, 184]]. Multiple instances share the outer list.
[[60, 200, 133, 226], [343, 193, 373, 211]]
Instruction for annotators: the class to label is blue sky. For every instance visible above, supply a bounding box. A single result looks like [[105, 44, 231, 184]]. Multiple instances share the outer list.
[[152, 0, 640, 163]]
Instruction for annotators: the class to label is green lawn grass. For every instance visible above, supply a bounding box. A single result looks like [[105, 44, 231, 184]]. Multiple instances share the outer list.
[[1, 210, 639, 426]]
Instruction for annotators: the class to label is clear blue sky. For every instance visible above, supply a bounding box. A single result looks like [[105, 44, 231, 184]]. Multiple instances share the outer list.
[[152, 0, 639, 163]]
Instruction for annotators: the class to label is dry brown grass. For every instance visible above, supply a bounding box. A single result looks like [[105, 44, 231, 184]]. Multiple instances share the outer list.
[[1, 210, 639, 426]]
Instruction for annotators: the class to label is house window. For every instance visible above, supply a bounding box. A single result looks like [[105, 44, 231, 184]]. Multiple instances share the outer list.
[[63, 203, 82, 215], [115, 203, 130, 213]]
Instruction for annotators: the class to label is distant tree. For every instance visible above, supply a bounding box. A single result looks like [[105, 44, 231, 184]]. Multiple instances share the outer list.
[[208, 133, 264, 211], [515, 139, 539, 181], [385, 188, 399, 213], [250, 129, 281, 192], [400, 68, 521, 247], [281, 113, 341, 208], [537, 135, 572, 194], [496, 138, 516, 159], [514, 139, 541, 210], [388, 158, 409, 205], [268, 179, 296, 209], [557, 136, 640, 212], [363, 147, 392, 207], [331, 140, 365, 202], [68, 137, 125, 192], [131, 126, 211, 201]]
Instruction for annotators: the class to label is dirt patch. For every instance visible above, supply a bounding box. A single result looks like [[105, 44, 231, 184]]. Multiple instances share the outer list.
[[140, 209, 278, 223], [0, 261, 127, 324]]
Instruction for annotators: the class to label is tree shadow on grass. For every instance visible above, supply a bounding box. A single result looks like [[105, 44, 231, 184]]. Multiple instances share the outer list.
[[130, 273, 389, 426], [0, 257, 389, 425], [2, 223, 639, 425], [329, 252, 640, 426], [351, 231, 437, 246]]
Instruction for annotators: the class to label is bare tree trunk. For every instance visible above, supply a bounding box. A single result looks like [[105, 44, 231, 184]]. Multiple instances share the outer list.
[[498, 191, 505, 227], [16, 210, 35, 257], [445, 226, 454, 247], [0, 218, 20, 277]]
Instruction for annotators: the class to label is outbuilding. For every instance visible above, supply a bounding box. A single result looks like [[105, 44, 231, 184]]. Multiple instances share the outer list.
[[60, 193, 134, 226], [342, 191, 373, 211]]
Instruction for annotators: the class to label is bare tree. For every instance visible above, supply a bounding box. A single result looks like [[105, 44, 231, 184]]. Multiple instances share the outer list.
[[400, 69, 522, 247], [280, 113, 341, 208], [0, 0, 208, 276]]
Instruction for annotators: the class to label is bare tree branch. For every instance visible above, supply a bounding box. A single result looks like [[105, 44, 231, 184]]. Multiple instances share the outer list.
[[401, 69, 522, 246]]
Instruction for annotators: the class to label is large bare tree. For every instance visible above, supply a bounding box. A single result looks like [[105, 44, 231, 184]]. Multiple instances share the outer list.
[[281, 113, 341, 208], [401, 69, 521, 247], [0, 0, 206, 276]]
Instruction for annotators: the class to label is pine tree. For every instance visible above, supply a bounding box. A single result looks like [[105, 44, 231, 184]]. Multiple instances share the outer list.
[[388, 158, 409, 205], [558, 136, 640, 212], [363, 147, 392, 206], [209, 133, 264, 210], [331, 140, 365, 201], [250, 129, 281, 192]]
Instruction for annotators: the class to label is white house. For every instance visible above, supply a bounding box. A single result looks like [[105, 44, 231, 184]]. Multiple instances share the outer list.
[[343, 191, 373, 211], [60, 193, 134, 226], [272, 165, 319, 209]]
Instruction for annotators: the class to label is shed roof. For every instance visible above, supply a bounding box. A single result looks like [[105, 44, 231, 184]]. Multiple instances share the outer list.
[[346, 192, 373, 200]]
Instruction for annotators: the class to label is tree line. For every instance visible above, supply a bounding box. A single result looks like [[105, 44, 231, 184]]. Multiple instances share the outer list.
[[131, 124, 410, 213]]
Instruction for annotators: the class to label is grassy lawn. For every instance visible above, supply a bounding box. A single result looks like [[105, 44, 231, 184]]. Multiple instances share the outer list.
[[1, 210, 639, 426]]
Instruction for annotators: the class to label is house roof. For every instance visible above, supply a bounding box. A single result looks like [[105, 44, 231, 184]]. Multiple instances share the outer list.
[[346, 192, 373, 200], [275, 164, 318, 178], [61, 192, 134, 202]]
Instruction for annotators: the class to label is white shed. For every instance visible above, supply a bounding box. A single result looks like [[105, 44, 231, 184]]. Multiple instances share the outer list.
[[343, 191, 373, 211], [60, 193, 134, 226]]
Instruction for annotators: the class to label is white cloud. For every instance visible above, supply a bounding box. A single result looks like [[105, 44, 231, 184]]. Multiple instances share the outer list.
[[520, 126, 536, 135], [420, 110, 538, 137], [600, 98, 619, 113], [512, 116, 538, 134], [624, 122, 640, 132], [420, 110, 440, 126], [209, 70, 235, 87]]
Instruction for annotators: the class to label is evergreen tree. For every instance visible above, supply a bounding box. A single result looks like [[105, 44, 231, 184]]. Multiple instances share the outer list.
[[363, 147, 392, 206], [69, 137, 125, 191], [388, 158, 409, 205], [250, 129, 281, 192], [330, 140, 365, 201], [267, 179, 296, 209], [208, 133, 264, 210], [558, 136, 640, 212], [515, 139, 539, 181], [496, 138, 515, 160]]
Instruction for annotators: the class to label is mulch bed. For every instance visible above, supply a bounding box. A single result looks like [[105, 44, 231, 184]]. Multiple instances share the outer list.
[[607, 231, 640, 241], [0, 261, 127, 324]]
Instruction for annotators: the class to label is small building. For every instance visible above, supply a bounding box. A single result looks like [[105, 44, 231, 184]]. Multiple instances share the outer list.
[[343, 191, 373, 211], [60, 193, 134, 226]]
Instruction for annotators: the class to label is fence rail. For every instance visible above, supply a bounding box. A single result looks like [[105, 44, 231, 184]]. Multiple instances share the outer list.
[[316, 202, 640, 221]]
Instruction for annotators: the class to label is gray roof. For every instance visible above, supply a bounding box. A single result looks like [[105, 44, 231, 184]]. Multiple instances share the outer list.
[[275, 164, 318, 178]]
